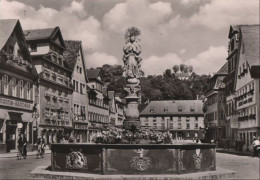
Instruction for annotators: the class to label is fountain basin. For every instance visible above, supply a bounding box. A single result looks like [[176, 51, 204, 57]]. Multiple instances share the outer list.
[[51, 143, 216, 175]]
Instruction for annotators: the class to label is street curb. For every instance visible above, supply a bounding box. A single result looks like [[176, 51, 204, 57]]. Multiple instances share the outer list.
[[0, 151, 51, 158], [216, 149, 252, 157], [31, 166, 237, 180]]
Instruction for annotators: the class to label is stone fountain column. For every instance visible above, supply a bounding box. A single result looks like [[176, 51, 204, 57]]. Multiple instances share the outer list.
[[122, 27, 142, 130]]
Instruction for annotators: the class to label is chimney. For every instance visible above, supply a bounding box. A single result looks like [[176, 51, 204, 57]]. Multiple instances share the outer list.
[[197, 95, 199, 100]]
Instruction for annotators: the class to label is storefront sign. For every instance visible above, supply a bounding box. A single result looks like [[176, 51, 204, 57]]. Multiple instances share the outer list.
[[0, 97, 32, 110], [230, 116, 238, 129], [75, 124, 88, 130]]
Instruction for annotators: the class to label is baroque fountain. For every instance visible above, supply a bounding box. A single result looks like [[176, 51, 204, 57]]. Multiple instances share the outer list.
[[32, 27, 235, 179]]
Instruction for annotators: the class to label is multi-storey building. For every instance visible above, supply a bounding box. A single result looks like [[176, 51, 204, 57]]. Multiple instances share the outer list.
[[234, 25, 260, 150], [24, 27, 73, 144], [204, 63, 228, 142], [224, 25, 241, 146], [64, 40, 89, 142], [140, 100, 204, 140], [115, 95, 125, 128], [108, 91, 125, 130], [108, 91, 117, 127], [0, 19, 38, 152], [87, 69, 109, 141]]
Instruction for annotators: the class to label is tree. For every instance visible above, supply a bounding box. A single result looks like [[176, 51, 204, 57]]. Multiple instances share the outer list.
[[180, 64, 185, 72], [188, 65, 193, 73], [164, 69, 172, 78], [183, 65, 188, 73], [173, 65, 179, 73]]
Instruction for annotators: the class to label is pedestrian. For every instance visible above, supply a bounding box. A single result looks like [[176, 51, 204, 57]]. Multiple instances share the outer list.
[[18, 134, 27, 158], [252, 136, 260, 157]]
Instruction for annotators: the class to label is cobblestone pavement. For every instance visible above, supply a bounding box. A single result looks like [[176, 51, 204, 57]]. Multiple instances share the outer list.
[[216, 153, 260, 179], [0, 153, 51, 179], [0, 153, 259, 179]]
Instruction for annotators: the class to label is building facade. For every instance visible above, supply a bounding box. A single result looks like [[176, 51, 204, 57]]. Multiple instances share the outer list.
[[64, 40, 89, 143], [115, 96, 125, 128], [234, 25, 260, 150], [87, 69, 109, 141], [0, 19, 38, 153], [140, 100, 204, 140], [224, 25, 240, 146], [24, 27, 73, 144], [204, 63, 228, 142]]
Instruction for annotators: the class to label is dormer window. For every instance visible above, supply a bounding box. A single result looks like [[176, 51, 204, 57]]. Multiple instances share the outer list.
[[164, 106, 168, 112], [150, 106, 154, 113]]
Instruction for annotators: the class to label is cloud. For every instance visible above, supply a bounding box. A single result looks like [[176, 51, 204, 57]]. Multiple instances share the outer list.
[[103, 0, 172, 33], [180, 49, 186, 54], [187, 46, 227, 74], [0, 0, 102, 50], [142, 53, 183, 76], [86, 52, 118, 68], [189, 0, 259, 30], [142, 46, 227, 76]]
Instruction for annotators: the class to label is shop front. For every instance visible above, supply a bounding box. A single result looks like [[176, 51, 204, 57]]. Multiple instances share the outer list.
[[0, 97, 34, 153], [74, 122, 88, 143]]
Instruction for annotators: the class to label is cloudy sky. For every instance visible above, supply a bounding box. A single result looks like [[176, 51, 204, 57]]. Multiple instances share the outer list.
[[0, 0, 259, 75]]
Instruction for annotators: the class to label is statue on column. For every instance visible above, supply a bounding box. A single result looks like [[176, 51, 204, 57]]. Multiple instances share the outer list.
[[123, 27, 142, 84], [122, 27, 142, 130]]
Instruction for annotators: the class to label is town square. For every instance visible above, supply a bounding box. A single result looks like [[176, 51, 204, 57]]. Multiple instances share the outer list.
[[0, 0, 259, 179]]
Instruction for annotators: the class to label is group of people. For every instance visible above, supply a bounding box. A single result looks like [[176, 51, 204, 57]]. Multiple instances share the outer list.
[[17, 134, 46, 159]]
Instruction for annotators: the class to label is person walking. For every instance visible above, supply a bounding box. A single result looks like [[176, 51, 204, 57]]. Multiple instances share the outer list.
[[18, 134, 27, 159], [252, 136, 260, 157]]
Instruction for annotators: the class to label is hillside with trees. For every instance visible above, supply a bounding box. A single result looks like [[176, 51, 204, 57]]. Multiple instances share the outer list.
[[98, 64, 210, 108]]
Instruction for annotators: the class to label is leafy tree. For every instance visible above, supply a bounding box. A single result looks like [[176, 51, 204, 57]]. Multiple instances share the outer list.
[[173, 65, 179, 73], [188, 65, 193, 73], [183, 65, 188, 73], [164, 69, 172, 78], [98, 64, 210, 108], [180, 64, 185, 72]]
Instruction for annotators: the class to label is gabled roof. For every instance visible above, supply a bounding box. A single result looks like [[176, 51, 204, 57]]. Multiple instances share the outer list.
[[24, 27, 55, 40], [216, 62, 228, 75], [63, 40, 82, 70], [0, 19, 31, 61], [24, 27, 66, 49], [87, 69, 102, 81], [140, 100, 203, 116], [228, 25, 239, 38], [239, 25, 260, 67], [0, 19, 18, 50]]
